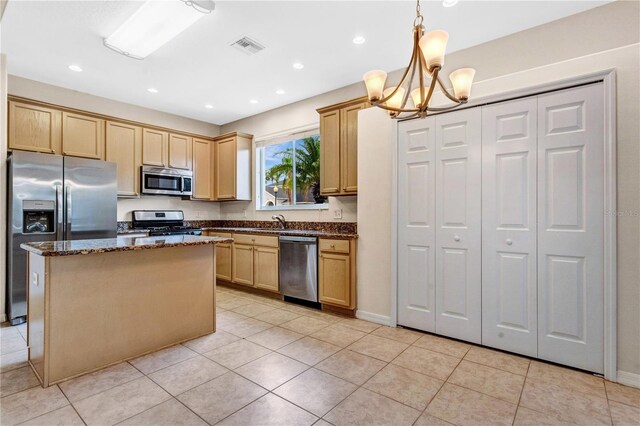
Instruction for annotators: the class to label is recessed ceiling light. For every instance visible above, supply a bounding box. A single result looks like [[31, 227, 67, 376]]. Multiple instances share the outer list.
[[442, 0, 458, 7], [292, 62, 304, 70], [275, 89, 285, 95], [204, 104, 213, 109], [147, 87, 159, 93], [68, 65, 83, 72], [249, 99, 258, 104], [353, 36, 366, 45]]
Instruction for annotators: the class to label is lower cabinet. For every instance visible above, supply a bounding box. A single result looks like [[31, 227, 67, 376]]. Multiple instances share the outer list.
[[253, 246, 279, 293], [319, 238, 356, 309], [232, 243, 254, 286], [207, 232, 232, 281]]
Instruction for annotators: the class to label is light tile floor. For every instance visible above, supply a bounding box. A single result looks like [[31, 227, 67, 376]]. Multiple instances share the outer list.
[[1, 286, 639, 425]]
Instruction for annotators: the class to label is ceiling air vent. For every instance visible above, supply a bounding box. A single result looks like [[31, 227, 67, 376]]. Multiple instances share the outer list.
[[230, 36, 265, 55]]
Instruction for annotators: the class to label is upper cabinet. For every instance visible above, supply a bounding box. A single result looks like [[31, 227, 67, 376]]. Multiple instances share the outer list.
[[169, 133, 192, 170], [317, 97, 368, 196], [192, 137, 214, 200], [142, 128, 169, 167], [8, 100, 61, 154], [214, 132, 252, 201], [106, 121, 142, 197], [62, 112, 105, 159]]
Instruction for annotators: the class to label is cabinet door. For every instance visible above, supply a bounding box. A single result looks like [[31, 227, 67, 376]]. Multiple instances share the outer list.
[[9, 101, 62, 154], [340, 102, 366, 194], [434, 107, 482, 344], [169, 133, 192, 170], [319, 252, 351, 307], [62, 112, 105, 159], [320, 109, 341, 195], [192, 138, 213, 200], [216, 243, 232, 282], [254, 246, 279, 293], [232, 243, 254, 286], [481, 97, 538, 357], [105, 121, 142, 197], [142, 128, 168, 167], [216, 137, 236, 199]]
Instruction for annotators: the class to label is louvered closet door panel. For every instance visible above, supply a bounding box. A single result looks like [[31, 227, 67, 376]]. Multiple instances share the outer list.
[[481, 97, 538, 357], [397, 117, 437, 332], [537, 84, 604, 373], [434, 108, 482, 343]]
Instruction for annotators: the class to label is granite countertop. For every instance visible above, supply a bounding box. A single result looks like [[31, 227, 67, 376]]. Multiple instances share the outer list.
[[202, 227, 358, 239], [117, 229, 150, 235], [21, 235, 234, 257]]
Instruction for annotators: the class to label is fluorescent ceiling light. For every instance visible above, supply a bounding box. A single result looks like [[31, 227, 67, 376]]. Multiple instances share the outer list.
[[68, 64, 83, 72], [104, 0, 214, 59]]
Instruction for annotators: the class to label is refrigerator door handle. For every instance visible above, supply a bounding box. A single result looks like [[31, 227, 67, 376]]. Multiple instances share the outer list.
[[65, 185, 72, 240], [55, 184, 64, 240]]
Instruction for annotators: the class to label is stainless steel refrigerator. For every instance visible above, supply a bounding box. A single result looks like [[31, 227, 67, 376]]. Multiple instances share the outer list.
[[7, 151, 117, 325]]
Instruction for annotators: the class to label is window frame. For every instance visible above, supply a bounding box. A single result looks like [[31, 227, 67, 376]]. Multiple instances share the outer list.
[[255, 127, 328, 211]]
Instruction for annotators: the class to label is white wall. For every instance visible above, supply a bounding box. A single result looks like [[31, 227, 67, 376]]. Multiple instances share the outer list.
[[353, 1, 640, 379]]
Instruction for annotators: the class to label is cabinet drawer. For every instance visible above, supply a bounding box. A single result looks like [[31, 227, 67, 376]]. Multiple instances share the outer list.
[[207, 231, 232, 239], [232, 233, 278, 248], [319, 239, 350, 253]]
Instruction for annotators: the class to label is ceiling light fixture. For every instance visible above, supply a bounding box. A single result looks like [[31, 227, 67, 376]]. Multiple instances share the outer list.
[[275, 89, 285, 95], [249, 99, 258, 104], [204, 104, 213, 109], [352, 36, 366, 45], [442, 0, 459, 7], [363, 0, 475, 119], [147, 87, 159, 93], [292, 63, 304, 70], [68, 65, 83, 72], [104, 0, 215, 60]]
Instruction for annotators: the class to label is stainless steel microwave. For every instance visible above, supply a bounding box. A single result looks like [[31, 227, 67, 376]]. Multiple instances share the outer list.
[[141, 166, 192, 196]]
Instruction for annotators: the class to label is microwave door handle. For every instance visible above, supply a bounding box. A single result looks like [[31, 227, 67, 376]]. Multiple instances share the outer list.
[[55, 184, 64, 240], [180, 176, 185, 193]]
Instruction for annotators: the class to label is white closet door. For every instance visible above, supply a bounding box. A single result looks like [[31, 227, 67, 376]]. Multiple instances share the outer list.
[[397, 118, 437, 332], [482, 97, 538, 356], [538, 84, 604, 373], [435, 108, 482, 343]]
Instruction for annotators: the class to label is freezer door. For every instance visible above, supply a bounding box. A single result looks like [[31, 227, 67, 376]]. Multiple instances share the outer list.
[[63, 157, 118, 240], [7, 151, 63, 323]]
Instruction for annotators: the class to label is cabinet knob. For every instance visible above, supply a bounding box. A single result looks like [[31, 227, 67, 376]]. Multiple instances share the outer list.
[[330, 244, 335, 249], [506, 238, 513, 246], [453, 235, 461, 242]]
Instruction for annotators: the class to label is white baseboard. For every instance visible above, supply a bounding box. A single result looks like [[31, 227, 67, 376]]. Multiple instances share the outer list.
[[355, 310, 391, 326], [617, 370, 640, 389]]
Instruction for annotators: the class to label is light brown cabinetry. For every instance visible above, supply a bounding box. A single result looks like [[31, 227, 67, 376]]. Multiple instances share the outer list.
[[9, 100, 61, 154], [254, 246, 279, 292], [142, 128, 169, 167], [192, 138, 215, 200], [169, 133, 192, 170], [317, 98, 368, 196], [319, 238, 356, 309], [105, 121, 142, 197], [222, 233, 279, 293], [232, 243, 255, 286], [214, 132, 252, 201], [206, 231, 232, 281], [62, 112, 105, 159]]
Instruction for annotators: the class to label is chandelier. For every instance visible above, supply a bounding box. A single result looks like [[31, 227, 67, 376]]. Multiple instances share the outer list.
[[363, 0, 475, 119]]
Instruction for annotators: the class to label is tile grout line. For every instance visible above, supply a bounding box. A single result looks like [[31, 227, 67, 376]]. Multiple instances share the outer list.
[[55, 384, 88, 426]]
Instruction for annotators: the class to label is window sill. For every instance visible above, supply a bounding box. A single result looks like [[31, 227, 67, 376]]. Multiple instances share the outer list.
[[257, 204, 329, 212]]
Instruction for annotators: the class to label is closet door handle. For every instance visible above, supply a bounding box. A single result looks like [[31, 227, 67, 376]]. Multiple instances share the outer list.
[[453, 235, 461, 242], [506, 238, 513, 246]]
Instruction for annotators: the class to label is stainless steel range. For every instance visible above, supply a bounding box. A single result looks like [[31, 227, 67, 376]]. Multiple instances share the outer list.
[[131, 210, 202, 236]]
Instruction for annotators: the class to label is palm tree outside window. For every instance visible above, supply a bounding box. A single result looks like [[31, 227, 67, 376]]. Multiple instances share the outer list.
[[257, 133, 328, 209]]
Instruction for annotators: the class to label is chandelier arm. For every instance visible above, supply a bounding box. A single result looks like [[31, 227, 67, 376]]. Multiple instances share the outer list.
[[435, 75, 462, 103], [373, 103, 420, 114], [398, 34, 420, 111], [376, 33, 419, 105], [421, 66, 440, 112], [426, 102, 466, 112], [417, 38, 426, 108]]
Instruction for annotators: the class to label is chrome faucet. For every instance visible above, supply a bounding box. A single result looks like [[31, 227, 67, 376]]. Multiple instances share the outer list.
[[272, 214, 286, 229]]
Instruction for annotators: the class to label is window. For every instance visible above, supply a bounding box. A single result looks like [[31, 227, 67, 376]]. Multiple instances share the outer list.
[[256, 130, 328, 210]]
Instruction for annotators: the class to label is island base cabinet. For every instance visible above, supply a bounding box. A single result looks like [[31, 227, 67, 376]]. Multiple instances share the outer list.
[[27, 246, 215, 387], [319, 239, 356, 310]]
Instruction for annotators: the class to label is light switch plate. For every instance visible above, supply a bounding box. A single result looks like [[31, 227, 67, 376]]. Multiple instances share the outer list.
[[333, 209, 342, 219]]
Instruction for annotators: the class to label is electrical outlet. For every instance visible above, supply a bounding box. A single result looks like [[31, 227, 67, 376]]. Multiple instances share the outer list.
[[333, 209, 342, 220], [32, 272, 39, 287]]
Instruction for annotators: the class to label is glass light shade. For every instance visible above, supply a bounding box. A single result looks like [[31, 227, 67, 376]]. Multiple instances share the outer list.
[[419, 30, 449, 70], [449, 68, 476, 99], [410, 86, 429, 108], [363, 70, 388, 101], [383, 86, 405, 111]]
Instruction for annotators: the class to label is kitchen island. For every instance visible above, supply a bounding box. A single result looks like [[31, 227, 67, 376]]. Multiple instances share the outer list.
[[21, 235, 232, 387]]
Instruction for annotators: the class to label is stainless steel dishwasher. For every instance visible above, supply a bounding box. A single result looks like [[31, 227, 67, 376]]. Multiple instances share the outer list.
[[279, 236, 318, 303]]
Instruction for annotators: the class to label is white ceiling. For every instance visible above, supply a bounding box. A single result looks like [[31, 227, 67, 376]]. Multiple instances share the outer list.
[[2, 0, 609, 125]]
